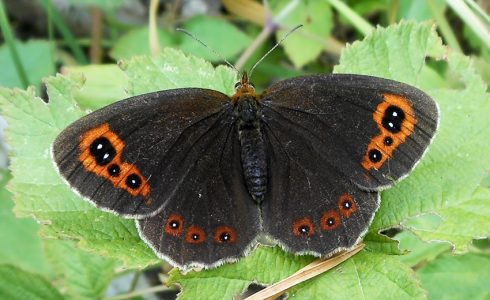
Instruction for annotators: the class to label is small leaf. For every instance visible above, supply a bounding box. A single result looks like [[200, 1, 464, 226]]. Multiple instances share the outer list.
[[394, 230, 451, 267], [273, 0, 333, 68], [110, 27, 177, 60], [0, 40, 55, 90], [0, 264, 64, 300], [180, 15, 251, 62], [417, 253, 490, 300], [62, 64, 128, 110]]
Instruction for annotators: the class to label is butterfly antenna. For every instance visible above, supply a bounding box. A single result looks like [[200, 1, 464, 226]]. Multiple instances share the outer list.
[[176, 28, 240, 74], [249, 24, 303, 79]]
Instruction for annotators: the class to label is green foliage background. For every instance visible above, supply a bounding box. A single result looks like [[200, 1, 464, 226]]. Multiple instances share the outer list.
[[0, 0, 489, 299]]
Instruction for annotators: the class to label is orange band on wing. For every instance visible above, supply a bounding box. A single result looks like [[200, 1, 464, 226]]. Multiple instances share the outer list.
[[362, 94, 416, 170], [79, 123, 151, 198]]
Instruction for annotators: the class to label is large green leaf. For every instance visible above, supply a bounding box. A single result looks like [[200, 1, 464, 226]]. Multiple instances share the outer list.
[[0, 265, 64, 300]]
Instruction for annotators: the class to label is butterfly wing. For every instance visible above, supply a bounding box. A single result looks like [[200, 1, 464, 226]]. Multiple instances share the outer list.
[[259, 74, 438, 255], [137, 125, 261, 268], [53, 89, 232, 217], [261, 74, 439, 191]]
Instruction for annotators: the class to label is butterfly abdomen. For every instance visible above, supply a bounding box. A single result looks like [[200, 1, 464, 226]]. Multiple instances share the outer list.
[[236, 97, 267, 203]]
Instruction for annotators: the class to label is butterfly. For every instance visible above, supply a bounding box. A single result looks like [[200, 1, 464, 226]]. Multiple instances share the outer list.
[[52, 71, 439, 269]]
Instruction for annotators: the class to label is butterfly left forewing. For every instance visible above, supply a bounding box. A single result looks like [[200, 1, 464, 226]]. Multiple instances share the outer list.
[[52, 89, 233, 217]]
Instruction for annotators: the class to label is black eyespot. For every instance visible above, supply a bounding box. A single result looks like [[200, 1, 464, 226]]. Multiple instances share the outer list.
[[382, 105, 405, 133], [343, 201, 351, 209], [327, 218, 335, 226], [220, 232, 231, 242], [125, 174, 142, 189], [90, 137, 116, 166], [107, 164, 120, 177], [384, 136, 394, 146], [192, 234, 200, 241], [170, 220, 180, 229], [299, 225, 310, 235], [369, 149, 382, 163]]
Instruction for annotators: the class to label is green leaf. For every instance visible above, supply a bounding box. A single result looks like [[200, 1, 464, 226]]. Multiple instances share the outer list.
[[394, 230, 451, 267], [62, 64, 128, 110], [288, 251, 426, 299], [417, 253, 490, 300], [0, 40, 55, 90], [120, 47, 237, 96], [335, 21, 445, 84], [273, 0, 333, 68], [179, 15, 251, 62], [397, 0, 446, 22], [110, 27, 177, 60], [0, 76, 158, 269], [169, 247, 426, 299], [0, 264, 64, 300], [44, 240, 117, 300], [0, 170, 51, 276], [168, 246, 314, 299]]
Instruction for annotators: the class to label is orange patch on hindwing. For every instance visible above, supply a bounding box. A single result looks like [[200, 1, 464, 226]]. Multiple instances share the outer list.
[[362, 94, 417, 170], [292, 217, 315, 237], [337, 193, 358, 218], [79, 123, 151, 198], [214, 226, 237, 243]]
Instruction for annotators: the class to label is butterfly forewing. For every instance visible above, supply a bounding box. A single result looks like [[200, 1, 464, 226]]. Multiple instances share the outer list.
[[52, 89, 233, 217], [261, 74, 439, 191]]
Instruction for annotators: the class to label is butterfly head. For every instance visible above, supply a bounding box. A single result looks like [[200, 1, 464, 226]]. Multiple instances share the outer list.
[[232, 72, 257, 104]]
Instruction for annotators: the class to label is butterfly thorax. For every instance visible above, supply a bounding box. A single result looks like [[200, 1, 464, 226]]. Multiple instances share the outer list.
[[233, 77, 267, 203]]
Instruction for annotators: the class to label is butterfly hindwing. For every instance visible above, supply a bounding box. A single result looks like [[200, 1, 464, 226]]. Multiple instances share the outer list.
[[137, 120, 261, 268], [52, 89, 233, 217], [261, 74, 439, 191], [261, 115, 379, 255]]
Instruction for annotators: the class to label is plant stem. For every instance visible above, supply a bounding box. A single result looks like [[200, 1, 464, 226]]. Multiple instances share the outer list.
[[446, 0, 490, 49], [0, 0, 29, 88], [428, 0, 462, 52], [39, 0, 88, 64], [149, 0, 160, 55], [465, 0, 490, 27], [326, 0, 374, 36], [90, 7, 103, 64]]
